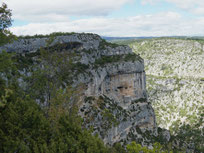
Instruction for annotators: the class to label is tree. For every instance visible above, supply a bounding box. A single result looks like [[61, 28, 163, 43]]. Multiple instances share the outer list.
[[126, 141, 173, 153], [0, 3, 12, 30], [0, 50, 18, 108], [0, 2, 15, 46]]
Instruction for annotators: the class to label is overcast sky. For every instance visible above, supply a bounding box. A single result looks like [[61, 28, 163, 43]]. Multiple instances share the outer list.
[[2, 0, 204, 36]]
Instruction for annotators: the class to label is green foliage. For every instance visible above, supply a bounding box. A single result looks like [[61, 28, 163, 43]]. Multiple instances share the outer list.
[[17, 32, 100, 40], [173, 107, 204, 153], [0, 3, 12, 30], [126, 142, 173, 153], [94, 55, 121, 66], [0, 92, 109, 153], [0, 51, 19, 108], [132, 98, 147, 103], [94, 53, 142, 67], [0, 88, 12, 108], [18, 32, 77, 39], [99, 39, 121, 49], [124, 53, 143, 62], [111, 143, 126, 153], [161, 64, 173, 75], [127, 142, 143, 153], [0, 3, 16, 46], [102, 109, 119, 128], [0, 50, 17, 77]]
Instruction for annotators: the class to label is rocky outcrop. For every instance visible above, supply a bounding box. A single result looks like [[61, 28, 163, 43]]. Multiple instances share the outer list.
[[0, 33, 101, 53], [0, 33, 158, 146]]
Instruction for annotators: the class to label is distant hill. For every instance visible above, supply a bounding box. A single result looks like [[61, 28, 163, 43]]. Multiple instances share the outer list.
[[102, 36, 204, 42], [102, 36, 154, 41], [115, 37, 204, 152]]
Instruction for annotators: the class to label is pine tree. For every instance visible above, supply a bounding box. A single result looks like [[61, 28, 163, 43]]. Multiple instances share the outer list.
[[0, 2, 15, 46]]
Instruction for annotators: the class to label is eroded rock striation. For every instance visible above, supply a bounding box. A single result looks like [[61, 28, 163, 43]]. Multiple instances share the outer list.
[[0, 33, 157, 145]]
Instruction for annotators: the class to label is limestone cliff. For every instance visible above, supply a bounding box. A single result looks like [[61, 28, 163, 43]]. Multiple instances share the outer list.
[[0, 33, 158, 146]]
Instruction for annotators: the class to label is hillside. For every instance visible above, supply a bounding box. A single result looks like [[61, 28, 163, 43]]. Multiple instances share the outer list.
[[0, 33, 164, 152], [115, 38, 204, 151]]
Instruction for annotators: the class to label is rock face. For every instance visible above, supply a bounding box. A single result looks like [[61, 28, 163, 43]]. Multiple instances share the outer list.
[[0, 34, 102, 53], [86, 62, 146, 106], [0, 33, 157, 145], [101, 72, 146, 105]]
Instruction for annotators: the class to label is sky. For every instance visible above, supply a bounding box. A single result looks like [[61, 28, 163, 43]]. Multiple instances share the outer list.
[[1, 0, 204, 37]]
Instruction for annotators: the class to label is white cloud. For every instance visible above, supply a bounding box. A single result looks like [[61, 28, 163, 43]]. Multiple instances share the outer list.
[[142, 0, 204, 16], [169, 0, 204, 15], [10, 12, 204, 37], [2, 0, 132, 22], [165, 0, 196, 9], [141, 0, 160, 5]]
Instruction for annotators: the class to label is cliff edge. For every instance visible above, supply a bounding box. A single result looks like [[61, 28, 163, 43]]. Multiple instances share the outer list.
[[0, 33, 158, 146]]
